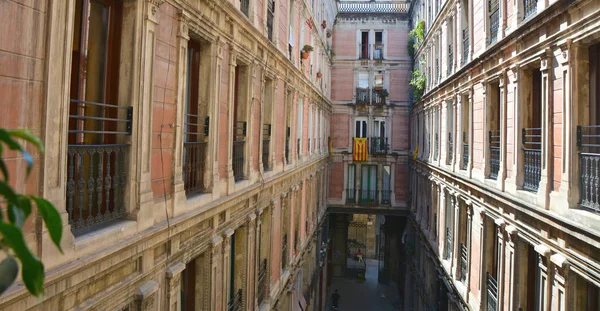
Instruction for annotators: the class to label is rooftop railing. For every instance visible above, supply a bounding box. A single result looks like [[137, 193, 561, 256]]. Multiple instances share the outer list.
[[337, 1, 408, 14]]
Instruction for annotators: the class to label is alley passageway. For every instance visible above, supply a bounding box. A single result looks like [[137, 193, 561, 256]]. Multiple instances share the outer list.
[[329, 259, 400, 311]]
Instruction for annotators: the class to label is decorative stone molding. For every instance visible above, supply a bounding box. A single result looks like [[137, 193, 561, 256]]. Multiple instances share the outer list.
[[135, 280, 159, 311], [534, 243, 551, 256]]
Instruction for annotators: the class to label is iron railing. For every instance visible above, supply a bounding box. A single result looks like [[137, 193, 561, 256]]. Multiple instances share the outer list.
[[577, 125, 600, 212], [281, 234, 288, 270], [381, 190, 392, 206], [183, 114, 209, 195], [371, 137, 389, 154], [435, 58, 440, 83], [266, 0, 275, 41], [233, 121, 246, 181], [308, 138, 311, 154], [434, 133, 439, 160], [228, 288, 243, 311], [374, 44, 384, 60], [240, 0, 250, 17], [356, 87, 370, 105], [448, 44, 454, 76], [346, 188, 356, 204], [359, 44, 370, 60], [489, 0, 499, 45], [297, 138, 301, 160], [462, 28, 469, 65], [67, 100, 133, 231], [522, 128, 542, 191], [524, 0, 538, 19], [445, 227, 452, 260], [372, 88, 387, 106], [460, 243, 468, 282], [462, 132, 469, 170], [257, 259, 268, 305], [486, 272, 498, 311], [263, 124, 271, 171], [489, 130, 501, 179], [448, 132, 454, 164], [285, 127, 291, 164], [337, 1, 408, 13], [359, 189, 378, 206]]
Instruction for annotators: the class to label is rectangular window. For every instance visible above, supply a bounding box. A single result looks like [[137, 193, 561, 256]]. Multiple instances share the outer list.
[[360, 165, 377, 204], [267, 0, 275, 41], [240, 0, 250, 17], [347, 164, 356, 202], [374, 31, 383, 60], [360, 31, 369, 59], [355, 119, 367, 138]]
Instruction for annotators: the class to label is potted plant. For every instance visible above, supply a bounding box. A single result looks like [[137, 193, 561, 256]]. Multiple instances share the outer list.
[[301, 45, 313, 59], [317, 71, 323, 78]]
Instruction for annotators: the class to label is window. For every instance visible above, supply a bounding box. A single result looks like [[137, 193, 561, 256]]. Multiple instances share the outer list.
[[522, 69, 542, 191], [489, 0, 499, 44], [374, 73, 384, 88], [447, 102, 454, 165], [488, 82, 501, 179], [233, 65, 249, 181], [374, 31, 383, 60], [381, 166, 391, 205], [297, 98, 304, 158], [461, 94, 470, 170], [240, 0, 250, 17], [267, 0, 275, 41], [68, 0, 128, 232], [355, 119, 367, 138], [347, 164, 356, 203], [360, 31, 369, 59], [263, 78, 274, 170], [360, 165, 377, 205]]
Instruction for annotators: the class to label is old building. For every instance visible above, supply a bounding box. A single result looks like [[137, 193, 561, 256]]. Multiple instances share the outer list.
[[0, 0, 335, 310], [407, 0, 600, 309]]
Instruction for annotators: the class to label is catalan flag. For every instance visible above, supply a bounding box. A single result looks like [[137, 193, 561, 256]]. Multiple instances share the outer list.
[[413, 146, 419, 159], [353, 137, 368, 161]]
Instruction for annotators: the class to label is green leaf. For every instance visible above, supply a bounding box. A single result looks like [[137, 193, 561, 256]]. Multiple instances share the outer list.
[[0, 180, 17, 202], [6, 129, 44, 153], [0, 129, 23, 151], [7, 204, 26, 228], [31, 196, 63, 253], [0, 129, 33, 178], [16, 195, 32, 217], [0, 256, 19, 296], [0, 158, 8, 181], [0, 222, 45, 296]]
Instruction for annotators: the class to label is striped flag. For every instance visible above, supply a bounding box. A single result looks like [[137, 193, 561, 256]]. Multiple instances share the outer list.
[[353, 137, 368, 161], [413, 146, 419, 159]]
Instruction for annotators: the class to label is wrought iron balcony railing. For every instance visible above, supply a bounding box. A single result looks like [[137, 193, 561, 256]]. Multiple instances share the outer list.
[[459, 132, 468, 171], [356, 87, 370, 105], [448, 132, 454, 164], [67, 100, 133, 232], [359, 44, 370, 60], [282, 234, 288, 270], [489, 130, 501, 179], [577, 125, 600, 212], [460, 243, 468, 282], [372, 88, 387, 106], [489, 0, 500, 45], [285, 127, 291, 164], [183, 114, 209, 196], [371, 137, 389, 154], [462, 28, 469, 65], [337, 1, 408, 13], [434, 133, 439, 160], [257, 259, 268, 305], [445, 227, 452, 260], [228, 288, 243, 311], [381, 190, 392, 206], [233, 121, 246, 181], [524, 0, 538, 19], [522, 128, 542, 192], [346, 188, 356, 204], [359, 189, 378, 206], [486, 272, 498, 311], [263, 124, 272, 171], [297, 138, 301, 160], [374, 44, 384, 60], [448, 44, 454, 76]]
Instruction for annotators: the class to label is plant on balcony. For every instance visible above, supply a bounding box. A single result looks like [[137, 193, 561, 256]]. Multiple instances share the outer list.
[[0, 129, 63, 297], [379, 89, 389, 98], [410, 68, 427, 101], [301, 45, 314, 59], [408, 20, 426, 59]]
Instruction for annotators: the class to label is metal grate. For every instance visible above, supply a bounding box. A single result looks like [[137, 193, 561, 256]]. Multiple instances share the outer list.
[[228, 288, 243, 311], [281, 234, 288, 270], [356, 88, 370, 105], [359, 189, 378, 206], [522, 128, 542, 191], [435, 133, 439, 160], [371, 137, 389, 154], [346, 188, 356, 204], [489, 130, 501, 179], [374, 43, 384, 60], [524, 0, 538, 19], [445, 227, 453, 260], [372, 88, 387, 106], [448, 132, 454, 163], [257, 259, 268, 305], [486, 272, 498, 311], [183, 114, 209, 195], [577, 125, 600, 212], [380, 190, 392, 206], [462, 132, 469, 170]]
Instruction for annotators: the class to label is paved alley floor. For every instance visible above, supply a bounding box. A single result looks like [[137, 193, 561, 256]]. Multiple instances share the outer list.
[[328, 259, 400, 311]]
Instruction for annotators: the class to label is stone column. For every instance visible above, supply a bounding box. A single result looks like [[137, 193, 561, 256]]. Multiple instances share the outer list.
[[550, 253, 569, 311], [222, 229, 235, 311], [480, 80, 489, 180], [498, 70, 508, 191], [538, 50, 553, 209], [209, 236, 223, 311], [165, 262, 186, 311], [135, 280, 159, 311], [534, 244, 551, 310], [494, 218, 506, 311], [226, 51, 238, 193], [506, 64, 522, 194], [504, 225, 517, 310], [246, 212, 257, 311]]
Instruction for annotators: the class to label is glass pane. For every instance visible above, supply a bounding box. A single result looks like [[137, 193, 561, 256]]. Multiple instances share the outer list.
[[375, 74, 383, 86], [369, 166, 377, 191], [358, 73, 368, 88], [348, 165, 355, 189], [361, 165, 369, 190], [383, 166, 390, 191], [361, 121, 367, 137]]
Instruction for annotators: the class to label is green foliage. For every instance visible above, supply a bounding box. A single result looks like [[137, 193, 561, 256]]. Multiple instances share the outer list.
[[408, 20, 426, 57], [379, 89, 389, 98], [0, 129, 63, 297], [302, 45, 314, 52], [408, 36, 415, 60], [410, 69, 427, 101]]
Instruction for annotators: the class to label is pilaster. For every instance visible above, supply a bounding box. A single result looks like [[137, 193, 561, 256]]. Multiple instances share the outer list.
[[135, 280, 159, 311], [537, 50, 553, 209], [165, 262, 186, 311]]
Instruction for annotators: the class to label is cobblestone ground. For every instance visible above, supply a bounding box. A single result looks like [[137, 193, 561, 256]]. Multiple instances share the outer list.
[[328, 259, 401, 311]]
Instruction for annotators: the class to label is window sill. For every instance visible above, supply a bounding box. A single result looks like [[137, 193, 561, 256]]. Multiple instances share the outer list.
[[73, 219, 137, 254]]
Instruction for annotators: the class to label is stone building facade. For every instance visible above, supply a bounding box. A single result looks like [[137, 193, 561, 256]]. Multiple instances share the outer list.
[[0, 0, 336, 310], [407, 0, 600, 309]]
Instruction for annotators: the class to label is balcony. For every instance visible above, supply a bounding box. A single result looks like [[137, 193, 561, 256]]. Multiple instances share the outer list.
[[524, 0, 538, 19], [356, 87, 370, 105], [183, 114, 209, 196], [337, 1, 408, 13], [263, 124, 272, 171], [460, 243, 468, 282], [486, 272, 498, 311], [282, 234, 288, 269], [372, 88, 388, 106], [257, 259, 268, 305], [462, 28, 469, 65], [448, 132, 453, 163], [359, 44, 370, 60], [228, 288, 243, 311], [445, 227, 452, 260], [577, 125, 600, 212], [359, 189, 378, 206], [346, 188, 356, 204], [522, 128, 542, 192], [489, 130, 500, 179], [381, 190, 392, 206], [67, 100, 132, 232], [371, 137, 389, 154], [374, 43, 384, 60], [462, 132, 469, 170]]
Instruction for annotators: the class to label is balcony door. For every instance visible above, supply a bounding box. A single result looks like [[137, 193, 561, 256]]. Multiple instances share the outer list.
[[360, 165, 377, 204], [355, 119, 368, 138]]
